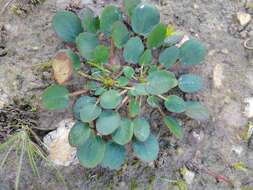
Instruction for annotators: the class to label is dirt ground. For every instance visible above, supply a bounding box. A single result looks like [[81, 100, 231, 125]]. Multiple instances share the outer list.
[[1, 0, 253, 189]]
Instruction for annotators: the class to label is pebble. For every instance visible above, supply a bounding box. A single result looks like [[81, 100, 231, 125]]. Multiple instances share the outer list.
[[183, 170, 195, 185], [236, 12, 251, 26], [244, 97, 253, 118], [213, 64, 224, 89], [43, 119, 78, 166], [231, 145, 243, 156]]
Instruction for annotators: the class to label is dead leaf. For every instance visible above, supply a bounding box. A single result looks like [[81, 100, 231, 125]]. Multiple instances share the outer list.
[[52, 51, 73, 84]]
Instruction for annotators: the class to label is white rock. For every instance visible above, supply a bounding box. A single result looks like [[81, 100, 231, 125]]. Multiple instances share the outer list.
[[183, 170, 195, 185], [236, 12, 251, 26], [0, 90, 10, 109], [213, 64, 224, 88], [43, 119, 78, 166], [231, 145, 243, 156], [244, 97, 253, 118]]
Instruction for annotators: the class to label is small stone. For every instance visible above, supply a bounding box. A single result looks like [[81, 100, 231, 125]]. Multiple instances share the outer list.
[[183, 169, 195, 185], [193, 4, 199, 9], [43, 119, 78, 166], [236, 12, 251, 26], [0, 91, 9, 109], [221, 48, 229, 54], [244, 97, 253, 118], [231, 145, 243, 156], [213, 64, 224, 89]]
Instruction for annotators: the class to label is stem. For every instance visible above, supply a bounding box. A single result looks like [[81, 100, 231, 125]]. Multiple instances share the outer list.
[[157, 94, 167, 101], [158, 107, 165, 117], [69, 89, 88, 97], [119, 89, 128, 96], [116, 96, 129, 111], [77, 71, 103, 82], [108, 39, 115, 66], [114, 84, 134, 90], [86, 61, 111, 73]]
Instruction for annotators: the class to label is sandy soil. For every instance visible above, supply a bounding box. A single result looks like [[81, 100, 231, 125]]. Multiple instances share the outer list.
[[1, 0, 253, 189]]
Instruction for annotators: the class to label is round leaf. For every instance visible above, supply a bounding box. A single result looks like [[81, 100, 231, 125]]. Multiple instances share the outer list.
[[159, 46, 179, 68], [80, 103, 102, 122], [41, 85, 69, 110], [92, 45, 109, 65], [128, 99, 140, 118], [163, 116, 183, 139], [180, 39, 206, 65], [77, 133, 105, 168], [164, 95, 186, 113], [112, 118, 133, 145], [123, 66, 135, 79], [185, 101, 209, 121], [101, 141, 125, 170], [68, 122, 91, 147], [100, 5, 122, 35], [123, 37, 144, 64], [73, 96, 96, 120], [133, 117, 150, 142], [132, 134, 159, 162], [112, 21, 129, 48], [116, 76, 129, 87], [96, 111, 121, 135], [178, 74, 203, 93], [81, 8, 99, 33], [147, 96, 160, 108], [66, 49, 81, 71], [164, 35, 183, 47], [52, 11, 82, 43], [131, 4, 160, 36], [123, 0, 141, 17], [146, 70, 178, 95], [76, 32, 99, 60], [100, 90, 122, 109], [139, 49, 152, 66], [129, 83, 148, 96], [147, 23, 167, 49]]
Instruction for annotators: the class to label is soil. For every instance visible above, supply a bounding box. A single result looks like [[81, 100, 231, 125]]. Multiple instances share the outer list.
[[1, 0, 253, 189]]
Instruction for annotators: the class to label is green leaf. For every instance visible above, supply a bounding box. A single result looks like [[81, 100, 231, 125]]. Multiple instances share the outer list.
[[178, 74, 203, 93], [148, 64, 158, 74], [86, 81, 99, 91], [131, 4, 160, 36], [41, 85, 69, 110], [146, 70, 178, 95], [112, 118, 133, 145], [123, 66, 135, 79], [123, 37, 144, 64], [77, 133, 105, 168], [82, 8, 99, 33], [132, 134, 159, 162], [147, 96, 160, 108], [76, 32, 99, 60], [116, 76, 129, 87], [95, 87, 106, 95], [80, 103, 102, 122], [164, 95, 186, 113], [68, 122, 91, 147], [123, 0, 141, 17], [164, 35, 183, 47], [101, 141, 125, 170], [66, 49, 81, 71], [73, 96, 96, 120], [159, 46, 179, 68], [139, 49, 152, 66], [180, 39, 206, 66], [185, 101, 209, 121], [52, 11, 83, 43], [147, 23, 167, 49], [100, 90, 122, 109], [92, 45, 109, 65], [133, 117, 150, 141], [96, 111, 121, 135], [163, 116, 183, 139], [128, 99, 140, 117], [129, 83, 148, 96], [100, 5, 122, 35], [112, 21, 129, 48]]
